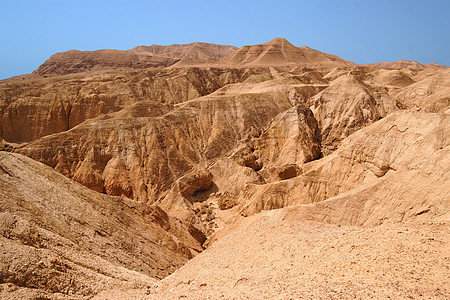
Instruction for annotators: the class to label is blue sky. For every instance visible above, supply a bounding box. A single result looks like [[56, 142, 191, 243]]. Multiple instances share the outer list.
[[1, 0, 449, 79]]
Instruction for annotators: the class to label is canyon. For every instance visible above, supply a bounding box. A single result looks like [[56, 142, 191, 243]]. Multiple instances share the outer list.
[[0, 38, 448, 299]]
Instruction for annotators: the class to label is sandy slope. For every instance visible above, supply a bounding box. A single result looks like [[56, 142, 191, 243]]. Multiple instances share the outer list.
[[96, 214, 449, 299]]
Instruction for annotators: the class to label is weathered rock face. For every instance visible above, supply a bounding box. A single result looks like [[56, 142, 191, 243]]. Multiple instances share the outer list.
[[178, 169, 214, 198], [235, 111, 450, 223], [309, 71, 400, 154], [0, 67, 266, 143], [389, 68, 450, 113], [0, 96, 71, 143], [0, 152, 204, 297], [10, 57, 449, 235], [231, 104, 322, 183], [16, 78, 297, 203]]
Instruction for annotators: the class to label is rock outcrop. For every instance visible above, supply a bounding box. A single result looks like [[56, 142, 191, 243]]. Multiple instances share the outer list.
[[178, 169, 214, 198], [233, 111, 449, 223], [309, 70, 399, 154]]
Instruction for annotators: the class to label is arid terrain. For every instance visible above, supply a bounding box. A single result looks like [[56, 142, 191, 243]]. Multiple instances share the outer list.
[[0, 38, 449, 299]]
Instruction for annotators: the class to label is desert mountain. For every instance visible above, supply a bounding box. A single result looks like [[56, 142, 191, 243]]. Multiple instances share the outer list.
[[29, 38, 356, 78], [366, 59, 448, 69], [220, 37, 355, 67], [15, 67, 324, 204], [0, 38, 449, 299], [15, 66, 405, 224], [31, 42, 237, 78], [0, 67, 259, 143]]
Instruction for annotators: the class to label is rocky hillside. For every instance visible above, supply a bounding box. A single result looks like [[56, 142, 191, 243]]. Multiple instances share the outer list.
[[0, 152, 205, 297], [0, 38, 448, 299]]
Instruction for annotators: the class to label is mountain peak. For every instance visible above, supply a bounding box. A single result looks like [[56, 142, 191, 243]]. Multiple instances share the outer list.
[[220, 38, 354, 67], [264, 37, 294, 47]]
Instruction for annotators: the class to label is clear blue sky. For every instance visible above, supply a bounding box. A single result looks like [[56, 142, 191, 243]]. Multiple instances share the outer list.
[[1, 0, 449, 79]]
